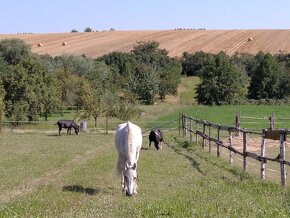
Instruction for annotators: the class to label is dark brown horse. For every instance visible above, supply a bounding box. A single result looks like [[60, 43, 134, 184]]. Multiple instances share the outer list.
[[56, 120, 79, 135]]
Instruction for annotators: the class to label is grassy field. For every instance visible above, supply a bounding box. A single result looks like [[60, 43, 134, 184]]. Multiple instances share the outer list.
[[0, 129, 289, 217], [1, 77, 290, 216]]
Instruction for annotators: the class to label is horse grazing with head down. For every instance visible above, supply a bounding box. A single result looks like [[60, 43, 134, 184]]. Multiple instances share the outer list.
[[115, 121, 142, 196], [149, 129, 163, 150]]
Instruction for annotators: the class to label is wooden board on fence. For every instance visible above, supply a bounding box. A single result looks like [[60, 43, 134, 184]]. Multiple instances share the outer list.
[[265, 130, 280, 140], [211, 123, 220, 129], [219, 125, 230, 131]]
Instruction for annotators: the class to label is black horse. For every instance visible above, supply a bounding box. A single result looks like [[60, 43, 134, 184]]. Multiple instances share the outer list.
[[56, 120, 79, 136], [149, 129, 163, 150]]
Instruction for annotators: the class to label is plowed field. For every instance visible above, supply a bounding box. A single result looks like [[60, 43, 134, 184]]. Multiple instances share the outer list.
[[1, 29, 290, 58]]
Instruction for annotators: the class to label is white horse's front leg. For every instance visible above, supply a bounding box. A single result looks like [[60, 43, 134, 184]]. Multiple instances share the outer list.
[[134, 182, 138, 194], [121, 174, 127, 192]]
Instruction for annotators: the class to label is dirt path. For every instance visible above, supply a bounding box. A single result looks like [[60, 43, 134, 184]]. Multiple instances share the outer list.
[[164, 82, 185, 104], [223, 135, 280, 152]]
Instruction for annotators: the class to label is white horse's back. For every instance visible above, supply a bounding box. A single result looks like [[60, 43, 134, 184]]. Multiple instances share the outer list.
[[115, 121, 142, 161], [115, 121, 142, 196]]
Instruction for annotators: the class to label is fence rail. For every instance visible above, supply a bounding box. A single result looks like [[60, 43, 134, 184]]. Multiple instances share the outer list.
[[181, 113, 289, 186]]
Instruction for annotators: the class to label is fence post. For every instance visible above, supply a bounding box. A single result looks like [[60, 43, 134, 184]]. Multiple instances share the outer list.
[[217, 125, 220, 157], [105, 115, 109, 134], [271, 111, 275, 130], [202, 122, 206, 149], [179, 113, 181, 137], [195, 120, 198, 143], [269, 112, 275, 130], [189, 117, 192, 141], [184, 115, 187, 137], [236, 111, 241, 136], [260, 129, 267, 179], [182, 114, 185, 137], [243, 131, 248, 171], [208, 124, 211, 154], [279, 130, 287, 186], [229, 130, 233, 164]]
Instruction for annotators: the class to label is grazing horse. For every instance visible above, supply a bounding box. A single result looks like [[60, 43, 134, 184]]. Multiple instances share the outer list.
[[115, 121, 142, 196], [149, 129, 163, 150], [56, 120, 79, 136]]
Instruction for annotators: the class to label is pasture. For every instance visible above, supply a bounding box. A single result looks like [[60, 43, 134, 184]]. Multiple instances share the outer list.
[[0, 106, 290, 217], [1, 80, 290, 217]]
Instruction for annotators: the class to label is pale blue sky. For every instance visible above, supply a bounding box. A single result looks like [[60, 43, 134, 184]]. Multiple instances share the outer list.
[[1, 0, 290, 33]]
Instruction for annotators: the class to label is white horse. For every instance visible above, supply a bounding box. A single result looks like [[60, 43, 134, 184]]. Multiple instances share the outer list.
[[115, 121, 142, 196]]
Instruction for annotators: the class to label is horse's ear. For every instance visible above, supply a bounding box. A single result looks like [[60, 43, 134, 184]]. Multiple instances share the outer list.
[[132, 163, 137, 170], [125, 163, 130, 169]]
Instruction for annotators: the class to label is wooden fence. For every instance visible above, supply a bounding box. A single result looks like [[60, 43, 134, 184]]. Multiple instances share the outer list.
[[181, 113, 290, 186], [235, 111, 290, 131]]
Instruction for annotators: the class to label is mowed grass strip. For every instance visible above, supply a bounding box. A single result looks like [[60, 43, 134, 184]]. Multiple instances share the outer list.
[[0, 130, 289, 217]]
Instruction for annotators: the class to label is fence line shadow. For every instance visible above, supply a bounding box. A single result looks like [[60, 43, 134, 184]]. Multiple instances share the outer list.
[[62, 185, 100, 196], [165, 141, 205, 175]]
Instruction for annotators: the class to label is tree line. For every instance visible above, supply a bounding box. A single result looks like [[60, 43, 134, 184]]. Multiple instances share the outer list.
[[1, 38, 290, 123], [182, 51, 290, 105], [0, 39, 181, 123]]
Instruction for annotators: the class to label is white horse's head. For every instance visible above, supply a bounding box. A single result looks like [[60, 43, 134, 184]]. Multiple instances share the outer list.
[[124, 163, 137, 196]]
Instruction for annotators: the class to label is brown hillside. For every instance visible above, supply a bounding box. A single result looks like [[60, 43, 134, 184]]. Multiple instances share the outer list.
[[1, 30, 290, 58]]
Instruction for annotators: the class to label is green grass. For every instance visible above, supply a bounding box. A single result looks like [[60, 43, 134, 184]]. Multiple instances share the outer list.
[[1, 76, 290, 216], [0, 131, 289, 217], [147, 104, 290, 130], [179, 76, 200, 105]]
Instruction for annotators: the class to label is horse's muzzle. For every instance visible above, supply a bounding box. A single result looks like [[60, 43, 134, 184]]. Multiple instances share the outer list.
[[126, 192, 133, 197]]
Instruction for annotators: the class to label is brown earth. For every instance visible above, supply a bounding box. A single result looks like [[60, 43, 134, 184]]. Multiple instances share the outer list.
[[1, 29, 290, 58]]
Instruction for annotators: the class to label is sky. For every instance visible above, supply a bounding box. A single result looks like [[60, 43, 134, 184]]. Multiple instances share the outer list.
[[1, 0, 290, 34]]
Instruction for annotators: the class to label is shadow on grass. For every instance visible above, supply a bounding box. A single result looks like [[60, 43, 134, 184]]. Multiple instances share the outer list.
[[165, 141, 205, 175], [62, 185, 100, 195], [47, 134, 59, 137], [168, 137, 253, 182]]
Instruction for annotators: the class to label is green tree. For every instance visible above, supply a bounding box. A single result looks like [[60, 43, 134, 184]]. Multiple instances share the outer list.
[[40, 73, 60, 121], [196, 52, 247, 105], [2, 65, 29, 120], [83, 61, 114, 127], [98, 52, 137, 90], [0, 39, 31, 65], [54, 55, 94, 76], [182, 51, 213, 76], [127, 65, 159, 105], [131, 41, 181, 102], [2, 57, 60, 121], [74, 76, 95, 111], [158, 58, 182, 100], [230, 52, 256, 77], [55, 68, 79, 113], [248, 53, 283, 99], [0, 79, 5, 130]]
